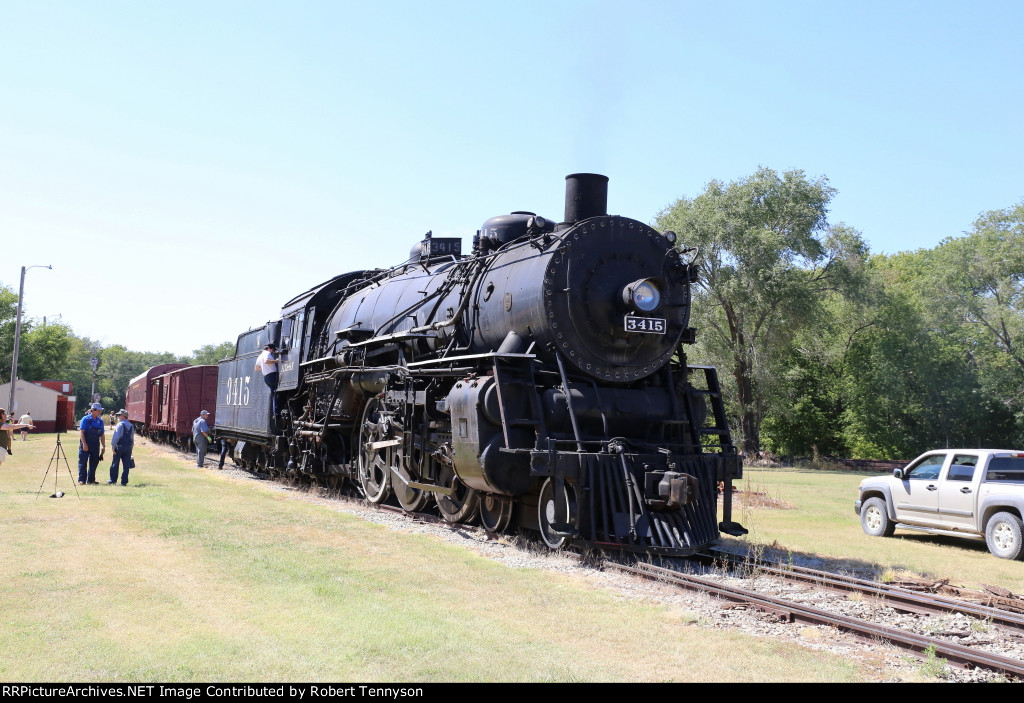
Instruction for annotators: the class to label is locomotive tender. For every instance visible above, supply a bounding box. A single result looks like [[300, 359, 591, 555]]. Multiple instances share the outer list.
[[215, 174, 746, 554]]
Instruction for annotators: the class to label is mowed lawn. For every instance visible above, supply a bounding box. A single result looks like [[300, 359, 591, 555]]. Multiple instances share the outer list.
[[729, 467, 1024, 593], [1, 434, 877, 683]]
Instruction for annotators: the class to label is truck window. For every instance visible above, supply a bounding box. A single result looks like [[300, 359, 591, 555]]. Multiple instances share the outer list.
[[947, 454, 977, 482], [986, 457, 1024, 483], [907, 455, 945, 480]]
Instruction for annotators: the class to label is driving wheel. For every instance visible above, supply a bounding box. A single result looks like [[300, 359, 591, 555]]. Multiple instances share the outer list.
[[436, 462, 479, 524], [357, 397, 393, 504]]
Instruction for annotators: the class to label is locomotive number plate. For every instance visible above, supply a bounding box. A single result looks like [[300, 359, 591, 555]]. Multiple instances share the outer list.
[[624, 316, 667, 334]]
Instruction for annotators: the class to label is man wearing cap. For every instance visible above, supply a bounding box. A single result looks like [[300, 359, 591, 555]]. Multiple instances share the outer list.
[[255, 342, 280, 417], [78, 403, 107, 485], [192, 410, 213, 468], [108, 409, 135, 485]]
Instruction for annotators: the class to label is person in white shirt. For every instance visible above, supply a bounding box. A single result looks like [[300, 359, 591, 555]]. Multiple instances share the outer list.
[[0, 408, 34, 466], [18, 412, 32, 440], [255, 343, 280, 417]]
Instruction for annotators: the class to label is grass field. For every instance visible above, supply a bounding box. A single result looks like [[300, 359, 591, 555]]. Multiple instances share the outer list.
[[1, 433, 890, 683], [731, 467, 1024, 593]]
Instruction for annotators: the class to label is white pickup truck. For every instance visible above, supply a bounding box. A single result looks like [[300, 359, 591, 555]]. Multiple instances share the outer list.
[[855, 449, 1024, 559]]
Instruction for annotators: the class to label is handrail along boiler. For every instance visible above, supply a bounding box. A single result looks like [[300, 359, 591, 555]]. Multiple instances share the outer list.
[[215, 174, 746, 554]]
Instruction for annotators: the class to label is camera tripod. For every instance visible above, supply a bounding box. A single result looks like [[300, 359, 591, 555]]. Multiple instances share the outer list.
[[36, 433, 80, 499]]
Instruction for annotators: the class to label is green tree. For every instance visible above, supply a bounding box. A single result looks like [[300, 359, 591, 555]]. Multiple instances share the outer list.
[[16, 323, 76, 382], [934, 202, 1024, 371], [656, 167, 868, 453], [932, 203, 1024, 442], [96, 346, 179, 412], [838, 250, 1016, 458], [185, 342, 234, 365], [62, 336, 104, 416], [0, 283, 19, 383], [760, 281, 882, 457]]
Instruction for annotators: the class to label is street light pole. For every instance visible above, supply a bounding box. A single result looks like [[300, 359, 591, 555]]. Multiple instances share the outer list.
[[42, 313, 62, 328], [7, 264, 52, 413]]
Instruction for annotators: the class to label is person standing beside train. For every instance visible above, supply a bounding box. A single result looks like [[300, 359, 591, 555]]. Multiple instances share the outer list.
[[78, 403, 106, 485], [254, 343, 280, 417], [18, 412, 32, 440], [192, 410, 212, 468], [108, 409, 135, 485], [0, 408, 35, 468]]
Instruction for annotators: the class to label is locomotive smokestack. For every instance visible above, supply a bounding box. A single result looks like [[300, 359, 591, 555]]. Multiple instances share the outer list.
[[564, 173, 609, 224]]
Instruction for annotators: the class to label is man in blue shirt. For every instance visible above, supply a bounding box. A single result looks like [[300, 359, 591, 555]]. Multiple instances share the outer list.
[[192, 410, 212, 468], [108, 409, 135, 485], [78, 403, 107, 485]]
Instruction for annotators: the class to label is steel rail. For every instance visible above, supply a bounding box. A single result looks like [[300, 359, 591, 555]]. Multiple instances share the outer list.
[[611, 561, 1024, 678], [699, 549, 1024, 632]]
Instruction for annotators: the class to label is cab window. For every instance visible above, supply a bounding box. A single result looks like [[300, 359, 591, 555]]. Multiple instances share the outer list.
[[907, 454, 945, 480], [280, 317, 294, 350]]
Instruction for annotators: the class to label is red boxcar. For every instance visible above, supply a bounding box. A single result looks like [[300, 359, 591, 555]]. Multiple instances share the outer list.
[[126, 364, 188, 433], [149, 365, 219, 448]]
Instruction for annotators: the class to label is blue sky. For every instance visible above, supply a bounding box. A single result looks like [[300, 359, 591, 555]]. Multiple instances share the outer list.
[[1, 0, 1021, 356]]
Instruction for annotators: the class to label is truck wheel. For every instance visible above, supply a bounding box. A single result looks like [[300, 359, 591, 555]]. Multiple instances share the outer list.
[[985, 512, 1024, 560], [861, 497, 895, 537]]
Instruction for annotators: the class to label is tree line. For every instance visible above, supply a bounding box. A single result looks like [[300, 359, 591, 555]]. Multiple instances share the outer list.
[[657, 167, 1024, 459], [0, 302, 233, 417]]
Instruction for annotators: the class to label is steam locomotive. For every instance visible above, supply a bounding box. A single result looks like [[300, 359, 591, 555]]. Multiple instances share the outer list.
[[214, 174, 746, 554]]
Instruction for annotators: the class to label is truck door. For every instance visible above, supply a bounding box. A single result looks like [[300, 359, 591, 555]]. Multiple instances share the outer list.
[[892, 452, 949, 525], [937, 453, 980, 530]]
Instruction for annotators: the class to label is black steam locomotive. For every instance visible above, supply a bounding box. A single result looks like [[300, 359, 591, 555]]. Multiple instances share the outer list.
[[215, 174, 746, 555]]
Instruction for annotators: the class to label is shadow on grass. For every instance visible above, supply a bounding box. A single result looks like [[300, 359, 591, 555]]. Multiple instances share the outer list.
[[714, 534, 990, 583]]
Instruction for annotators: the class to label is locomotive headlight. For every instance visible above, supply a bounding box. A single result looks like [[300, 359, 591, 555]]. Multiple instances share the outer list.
[[623, 278, 662, 312]]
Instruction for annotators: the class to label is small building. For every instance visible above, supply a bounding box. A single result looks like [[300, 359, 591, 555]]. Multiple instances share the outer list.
[[0, 379, 75, 433]]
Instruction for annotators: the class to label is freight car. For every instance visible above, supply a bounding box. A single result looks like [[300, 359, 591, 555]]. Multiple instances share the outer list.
[[215, 174, 746, 555], [127, 364, 219, 448], [149, 365, 219, 448], [126, 363, 188, 433]]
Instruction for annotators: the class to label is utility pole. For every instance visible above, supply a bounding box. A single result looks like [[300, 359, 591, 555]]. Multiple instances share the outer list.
[[7, 264, 51, 413], [90, 357, 100, 404]]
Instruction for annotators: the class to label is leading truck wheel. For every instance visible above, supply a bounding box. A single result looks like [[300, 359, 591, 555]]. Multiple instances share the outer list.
[[538, 478, 577, 550], [986, 512, 1024, 560], [860, 497, 895, 537], [479, 494, 513, 533]]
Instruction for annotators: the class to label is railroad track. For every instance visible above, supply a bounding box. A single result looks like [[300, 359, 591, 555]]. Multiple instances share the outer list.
[[699, 548, 1024, 633], [607, 559, 1024, 678]]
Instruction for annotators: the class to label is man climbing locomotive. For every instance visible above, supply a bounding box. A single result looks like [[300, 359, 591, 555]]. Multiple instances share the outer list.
[[214, 174, 746, 555]]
